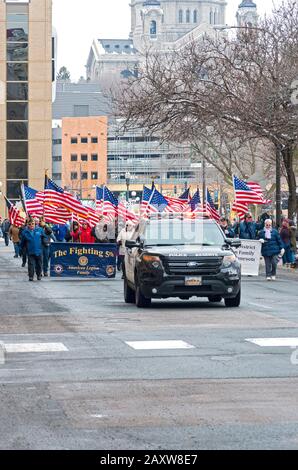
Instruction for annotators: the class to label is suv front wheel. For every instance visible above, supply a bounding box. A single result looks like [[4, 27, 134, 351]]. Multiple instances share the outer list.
[[135, 283, 152, 308], [224, 290, 241, 308]]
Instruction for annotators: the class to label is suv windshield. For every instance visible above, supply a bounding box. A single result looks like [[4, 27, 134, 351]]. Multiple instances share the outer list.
[[144, 220, 225, 246]]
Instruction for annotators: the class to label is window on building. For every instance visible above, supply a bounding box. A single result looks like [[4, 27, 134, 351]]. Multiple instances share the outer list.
[[214, 11, 217, 24], [52, 173, 62, 181], [91, 154, 98, 161], [71, 172, 78, 180], [71, 137, 78, 144], [53, 156, 62, 162], [7, 161, 28, 180], [74, 105, 89, 117], [81, 172, 88, 180], [7, 121, 28, 140], [7, 102, 28, 120], [91, 137, 98, 143], [6, 180, 24, 200], [193, 10, 198, 23], [186, 10, 190, 23], [7, 42, 28, 61], [179, 10, 183, 23], [7, 82, 28, 101], [53, 139, 62, 145], [81, 154, 88, 161], [81, 137, 88, 144], [91, 172, 98, 180], [150, 20, 157, 37], [7, 141, 28, 160], [71, 154, 78, 162], [7, 63, 28, 81], [210, 11, 213, 24]]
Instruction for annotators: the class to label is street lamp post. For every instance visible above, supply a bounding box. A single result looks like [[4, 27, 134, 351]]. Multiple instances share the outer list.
[[125, 172, 131, 202]]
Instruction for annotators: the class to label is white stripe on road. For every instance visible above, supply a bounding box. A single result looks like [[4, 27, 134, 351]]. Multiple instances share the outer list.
[[248, 303, 273, 310], [246, 338, 298, 347], [125, 340, 195, 350], [4, 343, 68, 353]]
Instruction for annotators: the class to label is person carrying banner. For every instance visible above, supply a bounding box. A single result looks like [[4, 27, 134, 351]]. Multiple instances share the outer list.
[[20, 219, 46, 281], [39, 218, 54, 277], [235, 213, 263, 240], [258, 219, 284, 281]]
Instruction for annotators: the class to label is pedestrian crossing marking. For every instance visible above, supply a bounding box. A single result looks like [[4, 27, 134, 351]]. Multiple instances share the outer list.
[[4, 343, 69, 353], [246, 338, 298, 347], [125, 340, 195, 350]]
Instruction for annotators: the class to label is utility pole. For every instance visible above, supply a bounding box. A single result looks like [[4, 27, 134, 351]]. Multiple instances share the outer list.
[[276, 145, 282, 227], [202, 155, 206, 209]]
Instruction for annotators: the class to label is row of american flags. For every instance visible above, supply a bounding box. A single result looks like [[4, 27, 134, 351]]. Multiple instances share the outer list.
[[3, 174, 271, 228]]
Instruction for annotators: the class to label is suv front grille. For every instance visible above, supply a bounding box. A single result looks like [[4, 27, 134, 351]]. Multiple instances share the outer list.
[[163, 256, 223, 275]]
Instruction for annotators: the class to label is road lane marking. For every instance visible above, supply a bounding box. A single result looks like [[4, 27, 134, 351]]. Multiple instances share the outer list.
[[4, 343, 68, 353], [248, 303, 273, 309], [125, 340, 195, 350], [246, 338, 298, 347]]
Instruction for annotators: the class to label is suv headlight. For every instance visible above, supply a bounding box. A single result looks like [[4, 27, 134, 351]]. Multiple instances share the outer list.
[[223, 254, 237, 267], [142, 254, 161, 268]]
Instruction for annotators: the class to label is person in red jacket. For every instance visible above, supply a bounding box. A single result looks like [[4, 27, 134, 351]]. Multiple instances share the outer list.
[[80, 221, 95, 244], [70, 221, 82, 243]]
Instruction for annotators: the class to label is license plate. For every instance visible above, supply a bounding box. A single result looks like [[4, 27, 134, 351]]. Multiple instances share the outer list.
[[185, 276, 202, 286]]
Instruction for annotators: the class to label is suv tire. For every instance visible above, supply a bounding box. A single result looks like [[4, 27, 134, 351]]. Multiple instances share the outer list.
[[124, 277, 135, 304], [208, 296, 222, 303], [224, 290, 241, 308], [136, 284, 151, 308]]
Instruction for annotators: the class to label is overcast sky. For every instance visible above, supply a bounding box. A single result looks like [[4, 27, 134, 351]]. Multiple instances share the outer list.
[[52, 0, 281, 81]]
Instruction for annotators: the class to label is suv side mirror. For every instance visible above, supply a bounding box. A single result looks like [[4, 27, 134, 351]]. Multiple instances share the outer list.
[[226, 238, 242, 249], [125, 240, 141, 249]]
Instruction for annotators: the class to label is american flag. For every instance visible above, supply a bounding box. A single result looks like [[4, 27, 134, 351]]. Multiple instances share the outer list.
[[22, 185, 44, 217], [102, 186, 118, 222], [140, 187, 154, 217], [43, 206, 72, 225], [96, 187, 104, 213], [232, 201, 249, 221], [246, 181, 272, 205], [44, 176, 89, 218], [5, 197, 25, 227], [233, 176, 265, 205], [118, 201, 139, 224], [206, 189, 220, 222]]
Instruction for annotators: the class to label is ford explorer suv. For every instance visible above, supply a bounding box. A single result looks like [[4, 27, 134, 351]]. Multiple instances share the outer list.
[[123, 216, 242, 308]]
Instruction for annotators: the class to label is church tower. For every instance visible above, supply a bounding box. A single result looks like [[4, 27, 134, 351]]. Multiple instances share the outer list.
[[130, 0, 227, 52], [236, 0, 258, 28]]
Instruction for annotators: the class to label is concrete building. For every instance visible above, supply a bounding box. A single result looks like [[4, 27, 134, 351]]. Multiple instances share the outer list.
[[236, 0, 258, 28], [0, 0, 53, 215]]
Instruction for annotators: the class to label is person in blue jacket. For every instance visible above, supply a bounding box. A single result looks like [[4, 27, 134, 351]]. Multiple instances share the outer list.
[[258, 219, 285, 281], [236, 213, 264, 240], [20, 219, 46, 281], [219, 217, 235, 238], [52, 223, 70, 242]]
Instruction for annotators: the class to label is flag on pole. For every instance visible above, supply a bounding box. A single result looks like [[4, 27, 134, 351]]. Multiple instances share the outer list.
[[4, 196, 25, 227], [246, 181, 272, 204], [44, 176, 89, 218], [206, 189, 220, 222], [102, 186, 118, 222], [22, 184, 44, 217], [231, 201, 249, 221], [233, 176, 265, 205]]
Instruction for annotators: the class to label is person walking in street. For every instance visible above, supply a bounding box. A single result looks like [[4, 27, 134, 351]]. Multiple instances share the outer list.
[[80, 221, 95, 244], [92, 223, 110, 244], [236, 213, 263, 240], [70, 221, 81, 243], [258, 219, 284, 281], [9, 223, 21, 258], [1, 218, 11, 247], [117, 221, 134, 276], [289, 220, 297, 268], [39, 218, 54, 277], [280, 219, 295, 267], [52, 223, 70, 243], [20, 219, 46, 281]]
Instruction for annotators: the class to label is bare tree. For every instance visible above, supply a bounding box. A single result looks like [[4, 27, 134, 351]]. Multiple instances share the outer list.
[[112, 1, 298, 218]]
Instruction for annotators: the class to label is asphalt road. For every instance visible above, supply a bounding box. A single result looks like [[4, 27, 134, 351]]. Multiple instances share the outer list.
[[0, 240, 298, 450]]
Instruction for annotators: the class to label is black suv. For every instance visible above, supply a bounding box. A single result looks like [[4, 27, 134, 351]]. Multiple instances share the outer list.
[[123, 216, 242, 308]]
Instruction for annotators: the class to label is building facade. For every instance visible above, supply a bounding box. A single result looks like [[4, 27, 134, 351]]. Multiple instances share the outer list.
[[0, 0, 53, 215]]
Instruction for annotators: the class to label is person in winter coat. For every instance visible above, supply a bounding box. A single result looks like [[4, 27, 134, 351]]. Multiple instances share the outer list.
[[236, 213, 264, 240], [9, 224, 21, 258], [20, 219, 46, 281], [92, 223, 110, 244], [1, 218, 11, 246], [52, 223, 70, 243], [39, 219, 54, 277], [70, 221, 81, 243], [117, 221, 134, 275], [289, 220, 297, 268], [280, 219, 295, 266], [219, 217, 235, 238], [80, 221, 95, 244], [258, 219, 284, 281]]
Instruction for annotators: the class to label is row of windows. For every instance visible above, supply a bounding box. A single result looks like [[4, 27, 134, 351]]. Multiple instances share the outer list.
[[71, 154, 98, 162], [71, 172, 99, 180], [71, 136, 99, 144], [178, 9, 198, 24]]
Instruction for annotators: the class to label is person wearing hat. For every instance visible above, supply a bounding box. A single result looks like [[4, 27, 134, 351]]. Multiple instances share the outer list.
[[259, 219, 284, 281], [80, 220, 95, 244], [117, 220, 134, 276], [219, 217, 235, 238]]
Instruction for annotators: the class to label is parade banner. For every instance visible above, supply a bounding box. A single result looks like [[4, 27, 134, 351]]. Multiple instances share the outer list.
[[50, 243, 117, 279], [235, 240, 262, 276]]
